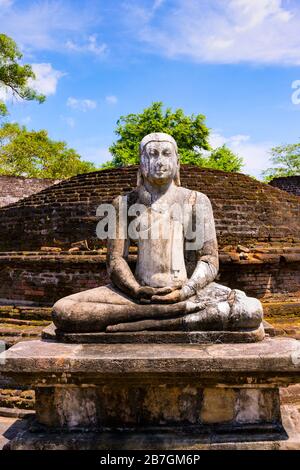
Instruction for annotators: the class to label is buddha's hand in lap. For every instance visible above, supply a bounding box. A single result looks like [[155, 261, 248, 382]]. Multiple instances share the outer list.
[[134, 286, 176, 303], [151, 287, 193, 304]]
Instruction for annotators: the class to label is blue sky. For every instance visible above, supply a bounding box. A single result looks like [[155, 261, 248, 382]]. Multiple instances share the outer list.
[[1, 0, 300, 178]]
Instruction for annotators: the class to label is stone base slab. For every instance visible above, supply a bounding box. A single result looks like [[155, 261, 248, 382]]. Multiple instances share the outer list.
[[1, 337, 300, 386], [1, 337, 300, 449], [42, 322, 265, 344], [4, 423, 295, 450], [4, 401, 300, 450]]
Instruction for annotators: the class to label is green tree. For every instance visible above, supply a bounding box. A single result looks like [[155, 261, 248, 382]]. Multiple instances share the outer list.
[[203, 145, 243, 172], [0, 122, 97, 178], [263, 143, 300, 182], [107, 102, 210, 167], [0, 34, 45, 117]]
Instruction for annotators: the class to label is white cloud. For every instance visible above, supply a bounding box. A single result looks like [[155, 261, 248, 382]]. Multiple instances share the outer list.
[[0, 63, 63, 105], [0, 0, 13, 7], [123, 0, 166, 24], [61, 116, 76, 128], [209, 132, 250, 149], [127, 0, 300, 65], [0, 88, 10, 103], [29, 63, 65, 96], [0, 1, 101, 54], [208, 131, 273, 178], [66, 35, 108, 56], [105, 95, 118, 105], [76, 144, 111, 165], [84, 146, 111, 163], [229, 0, 292, 32], [67, 97, 97, 112], [21, 116, 32, 125], [153, 0, 165, 11]]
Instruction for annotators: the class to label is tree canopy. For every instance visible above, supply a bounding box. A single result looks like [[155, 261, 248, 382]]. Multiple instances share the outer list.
[[105, 102, 243, 172], [0, 122, 97, 179], [0, 34, 45, 118], [107, 102, 210, 167], [263, 143, 300, 182], [202, 145, 243, 172]]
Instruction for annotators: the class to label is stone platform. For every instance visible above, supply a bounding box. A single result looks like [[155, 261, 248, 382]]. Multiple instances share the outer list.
[[1, 337, 300, 450], [42, 322, 265, 344]]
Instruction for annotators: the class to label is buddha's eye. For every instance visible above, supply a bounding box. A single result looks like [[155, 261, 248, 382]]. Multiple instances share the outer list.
[[163, 150, 171, 156], [149, 149, 159, 157]]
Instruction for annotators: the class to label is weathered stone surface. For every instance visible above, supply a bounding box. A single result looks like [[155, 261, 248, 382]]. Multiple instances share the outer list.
[[35, 384, 205, 428], [0, 176, 60, 209], [3, 394, 300, 450], [0, 425, 291, 450], [270, 176, 300, 197], [0, 251, 299, 306], [0, 388, 35, 410], [0, 416, 29, 450], [201, 388, 236, 424], [50, 133, 264, 337], [42, 322, 265, 344], [235, 389, 281, 424], [1, 406, 298, 450], [1, 337, 300, 384], [1, 337, 300, 449]]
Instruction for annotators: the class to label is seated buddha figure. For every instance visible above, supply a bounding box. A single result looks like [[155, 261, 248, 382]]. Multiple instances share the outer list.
[[52, 133, 263, 334]]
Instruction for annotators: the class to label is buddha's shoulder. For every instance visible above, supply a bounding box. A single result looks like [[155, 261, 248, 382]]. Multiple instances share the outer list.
[[114, 187, 212, 205], [111, 190, 138, 205], [176, 186, 211, 204]]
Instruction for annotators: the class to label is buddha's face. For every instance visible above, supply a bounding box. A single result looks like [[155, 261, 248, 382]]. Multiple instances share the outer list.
[[141, 141, 178, 186]]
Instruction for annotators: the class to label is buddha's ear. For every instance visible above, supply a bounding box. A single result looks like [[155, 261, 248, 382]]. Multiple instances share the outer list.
[[174, 158, 181, 186]]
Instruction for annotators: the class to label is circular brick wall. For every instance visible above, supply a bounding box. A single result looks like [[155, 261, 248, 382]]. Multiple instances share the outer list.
[[269, 176, 300, 197], [0, 165, 299, 251]]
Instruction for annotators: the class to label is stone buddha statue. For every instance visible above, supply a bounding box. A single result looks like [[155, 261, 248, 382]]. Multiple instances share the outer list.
[[52, 133, 263, 335]]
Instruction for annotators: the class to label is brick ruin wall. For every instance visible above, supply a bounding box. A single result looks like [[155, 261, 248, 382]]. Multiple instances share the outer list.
[[0, 252, 299, 306], [0, 166, 299, 252], [0, 176, 60, 208], [0, 166, 299, 305], [270, 176, 300, 197]]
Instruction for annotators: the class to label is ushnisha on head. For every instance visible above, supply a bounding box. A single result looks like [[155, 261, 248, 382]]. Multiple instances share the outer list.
[[138, 132, 180, 187]]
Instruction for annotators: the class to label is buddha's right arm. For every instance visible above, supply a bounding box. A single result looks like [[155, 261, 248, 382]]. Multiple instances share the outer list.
[[102, 195, 140, 298], [107, 239, 141, 298]]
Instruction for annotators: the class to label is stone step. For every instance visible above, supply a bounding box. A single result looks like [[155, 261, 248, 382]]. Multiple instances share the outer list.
[[0, 407, 34, 418], [0, 318, 49, 327], [0, 306, 52, 321], [0, 336, 39, 349], [0, 389, 35, 410], [0, 324, 44, 338]]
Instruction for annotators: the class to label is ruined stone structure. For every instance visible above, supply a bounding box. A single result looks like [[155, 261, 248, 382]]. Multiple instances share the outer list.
[[0, 170, 300, 392], [0, 166, 299, 308], [270, 176, 300, 197], [0, 176, 60, 208], [0, 166, 299, 251], [0, 165, 300, 414]]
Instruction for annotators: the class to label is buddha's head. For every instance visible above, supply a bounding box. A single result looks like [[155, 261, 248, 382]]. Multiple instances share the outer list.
[[138, 133, 180, 187]]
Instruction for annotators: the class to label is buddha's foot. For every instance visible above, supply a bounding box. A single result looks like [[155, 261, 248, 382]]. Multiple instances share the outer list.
[[106, 300, 204, 332]]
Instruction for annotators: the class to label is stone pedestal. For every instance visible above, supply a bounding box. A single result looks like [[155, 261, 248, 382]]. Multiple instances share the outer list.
[[43, 322, 265, 343], [1, 337, 300, 450]]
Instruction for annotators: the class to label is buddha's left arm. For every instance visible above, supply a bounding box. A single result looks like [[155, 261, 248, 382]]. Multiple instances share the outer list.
[[181, 194, 219, 300]]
